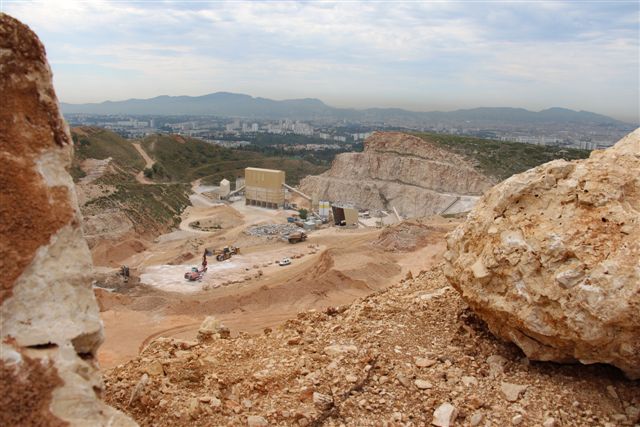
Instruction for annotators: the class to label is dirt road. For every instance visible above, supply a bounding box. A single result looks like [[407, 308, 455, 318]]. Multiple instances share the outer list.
[[132, 142, 154, 184]]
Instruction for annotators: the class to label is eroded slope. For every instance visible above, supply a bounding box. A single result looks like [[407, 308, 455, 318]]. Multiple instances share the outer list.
[[299, 132, 495, 217]]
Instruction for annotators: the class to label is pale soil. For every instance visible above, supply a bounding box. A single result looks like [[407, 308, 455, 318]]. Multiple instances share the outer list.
[[95, 188, 457, 369], [75, 158, 116, 206]]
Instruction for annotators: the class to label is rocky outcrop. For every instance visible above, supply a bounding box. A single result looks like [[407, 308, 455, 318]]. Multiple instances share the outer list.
[[444, 128, 640, 378], [299, 132, 495, 217], [0, 13, 136, 426]]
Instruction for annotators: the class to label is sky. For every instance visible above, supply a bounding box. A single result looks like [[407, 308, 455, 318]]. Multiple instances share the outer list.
[[2, 0, 639, 122]]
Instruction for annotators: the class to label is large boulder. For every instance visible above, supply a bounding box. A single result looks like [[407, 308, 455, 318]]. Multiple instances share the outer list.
[[0, 13, 136, 425], [444, 129, 640, 379]]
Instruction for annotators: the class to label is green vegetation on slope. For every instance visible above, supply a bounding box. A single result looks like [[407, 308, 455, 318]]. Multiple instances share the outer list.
[[413, 132, 590, 181], [72, 127, 145, 172], [86, 170, 190, 234], [141, 134, 326, 186], [71, 128, 189, 235]]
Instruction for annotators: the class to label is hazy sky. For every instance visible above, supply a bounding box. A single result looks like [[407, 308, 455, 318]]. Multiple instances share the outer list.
[[2, 0, 639, 122]]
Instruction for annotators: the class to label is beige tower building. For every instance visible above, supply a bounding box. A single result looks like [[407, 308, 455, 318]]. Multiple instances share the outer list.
[[244, 167, 285, 209]]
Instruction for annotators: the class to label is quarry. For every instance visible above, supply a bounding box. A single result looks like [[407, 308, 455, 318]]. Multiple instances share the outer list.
[[1, 13, 639, 427]]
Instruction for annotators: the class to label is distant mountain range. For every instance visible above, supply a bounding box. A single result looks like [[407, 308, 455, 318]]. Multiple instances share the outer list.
[[61, 92, 633, 126]]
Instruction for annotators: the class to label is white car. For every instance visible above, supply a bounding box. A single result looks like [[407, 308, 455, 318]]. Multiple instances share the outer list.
[[278, 257, 291, 266]]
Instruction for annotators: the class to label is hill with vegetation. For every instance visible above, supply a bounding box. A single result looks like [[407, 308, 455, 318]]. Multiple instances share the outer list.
[[413, 132, 590, 181], [71, 127, 191, 241], [140, 134, 326, 186]]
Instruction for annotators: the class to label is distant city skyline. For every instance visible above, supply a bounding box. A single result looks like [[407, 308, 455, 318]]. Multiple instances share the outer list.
[[2, 1, 639, 123]]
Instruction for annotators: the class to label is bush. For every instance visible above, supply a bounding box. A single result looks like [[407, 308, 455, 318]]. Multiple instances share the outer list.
[[298, 208, 308, 220]]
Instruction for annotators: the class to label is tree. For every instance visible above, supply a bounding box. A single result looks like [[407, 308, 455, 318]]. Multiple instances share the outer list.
[[298, 208, 308, 220]]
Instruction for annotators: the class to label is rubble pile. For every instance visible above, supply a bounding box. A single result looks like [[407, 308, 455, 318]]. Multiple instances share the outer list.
[[246, 224, 303, 239], [372, 219, 450, 252], [104, 266, 639, 426]]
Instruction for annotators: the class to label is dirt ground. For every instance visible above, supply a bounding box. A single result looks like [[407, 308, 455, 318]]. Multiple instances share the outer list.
[[94, 192, 458, 369], [105, 267, 640, 427]]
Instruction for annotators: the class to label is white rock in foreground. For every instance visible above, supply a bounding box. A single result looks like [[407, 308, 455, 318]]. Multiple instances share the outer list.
[[432, 402, 458, 427], [0, 13, 136, 426], [445, 129, 640, 379]]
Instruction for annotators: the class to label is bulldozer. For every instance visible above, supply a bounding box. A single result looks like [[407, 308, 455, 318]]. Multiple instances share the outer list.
[[287, 231, 307, 244], [215, 245, 240, 261]]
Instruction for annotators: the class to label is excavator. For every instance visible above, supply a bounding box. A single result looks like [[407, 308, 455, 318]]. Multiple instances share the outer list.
[[184, 249, 212, 281], [184, 245, 240, 281]]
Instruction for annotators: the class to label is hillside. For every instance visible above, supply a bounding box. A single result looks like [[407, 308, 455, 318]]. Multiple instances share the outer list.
[[71, 127, 191, 264], [300, 132, 590, 217], [140, 134, 326, 186], [414, 132, 590, 181]]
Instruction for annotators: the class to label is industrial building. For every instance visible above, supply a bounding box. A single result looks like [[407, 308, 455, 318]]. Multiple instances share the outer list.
[[219, 178, 230, 198], [332, 204, 359, 227], [244, 167, 286, 209]]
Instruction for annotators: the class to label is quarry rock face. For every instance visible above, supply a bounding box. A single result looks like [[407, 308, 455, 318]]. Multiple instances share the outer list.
[[0, 14, 136, 426], [444, 128, 640, 378], [299, 132, 494, 217]]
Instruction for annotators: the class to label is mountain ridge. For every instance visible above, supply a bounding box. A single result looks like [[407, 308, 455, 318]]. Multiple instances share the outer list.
[[61, 92, 633, 125]]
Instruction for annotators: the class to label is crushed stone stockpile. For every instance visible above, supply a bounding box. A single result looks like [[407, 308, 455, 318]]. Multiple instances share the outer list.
[[246, 224, 303, 238], [104, 267, 639, 427]]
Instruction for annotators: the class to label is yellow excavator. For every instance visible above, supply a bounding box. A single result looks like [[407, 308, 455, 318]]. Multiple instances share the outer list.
[[215, 246, 240, 261]]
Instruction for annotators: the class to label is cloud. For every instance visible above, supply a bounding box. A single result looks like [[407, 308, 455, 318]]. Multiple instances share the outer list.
[[2, 0, 638, 120]]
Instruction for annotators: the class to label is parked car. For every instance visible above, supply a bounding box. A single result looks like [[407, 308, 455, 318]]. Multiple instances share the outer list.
[[278, 257, 291, 266]]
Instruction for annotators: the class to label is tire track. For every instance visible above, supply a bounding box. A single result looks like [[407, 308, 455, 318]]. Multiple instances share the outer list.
[[138, 322, 200, 354]]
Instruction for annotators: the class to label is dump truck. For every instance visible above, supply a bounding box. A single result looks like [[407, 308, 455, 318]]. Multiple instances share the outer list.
[[215, 246, 240, 261], [287, 231, 307, 244]]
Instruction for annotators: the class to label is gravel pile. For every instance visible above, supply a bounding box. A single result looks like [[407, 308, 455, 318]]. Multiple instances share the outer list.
[[245, 224, 301, 238]]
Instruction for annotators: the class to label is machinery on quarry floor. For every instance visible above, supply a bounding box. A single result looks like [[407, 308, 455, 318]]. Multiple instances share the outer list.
[[184, 267, 205, 281], [184, 249, 212, 281], [215, 245, 240, 261], [183, 246, 240, 281], [287, 231, 307, 244]]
